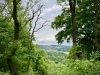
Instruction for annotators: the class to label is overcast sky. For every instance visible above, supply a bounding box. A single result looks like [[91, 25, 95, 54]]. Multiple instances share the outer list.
[[34, 0, 72, 46], [0, 0, 72, 46]]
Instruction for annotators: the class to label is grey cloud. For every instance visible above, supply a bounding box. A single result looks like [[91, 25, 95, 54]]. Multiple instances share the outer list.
[[35, 39, 72, 46], [41, 5, 62, 20], [41, 0, 57, 8], [35, 38, 58, 45], [34, 0, 72, 46]]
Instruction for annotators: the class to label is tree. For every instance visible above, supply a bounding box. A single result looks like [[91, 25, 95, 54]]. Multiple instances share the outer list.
[[52, 0, 100, 59], [6, 0, 20, 74], [75, 0, 100, 58], [54, 0, 76, 47], [93, 0, 100, 51], [69, 0, 76, 47], [0, 0, 48, 75], [52, 0, 77, 59]]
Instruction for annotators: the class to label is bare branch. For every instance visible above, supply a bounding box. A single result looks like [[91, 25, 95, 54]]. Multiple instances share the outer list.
[[24, 5, 44, 26], [32, 9, 42, 32], [20, 4, 44, 32], [34, 21, 49, 32], [0, 2, 7, 13], [19, 1, 47, 42]]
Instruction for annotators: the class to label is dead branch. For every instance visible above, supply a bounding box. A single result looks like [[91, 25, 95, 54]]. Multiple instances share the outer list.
[[24, 4, 44, 26], [34, 21, 49, 32], [0, 2, 7, 14]]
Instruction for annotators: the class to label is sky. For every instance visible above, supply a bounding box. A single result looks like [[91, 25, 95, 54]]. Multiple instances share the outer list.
[[0, 0, 72, 46], [34, 0, 72, 46]]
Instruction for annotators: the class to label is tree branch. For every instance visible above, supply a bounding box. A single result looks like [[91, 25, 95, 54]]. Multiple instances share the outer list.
[[24, 5, 43, 26], [34, 21, 49, 32]]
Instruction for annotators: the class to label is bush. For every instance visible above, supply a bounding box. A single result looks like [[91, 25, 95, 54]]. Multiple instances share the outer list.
[[47, 59, 100, 75]]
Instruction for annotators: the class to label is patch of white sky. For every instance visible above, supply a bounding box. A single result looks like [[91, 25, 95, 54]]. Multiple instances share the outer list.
[[0, 0, 4, 3]]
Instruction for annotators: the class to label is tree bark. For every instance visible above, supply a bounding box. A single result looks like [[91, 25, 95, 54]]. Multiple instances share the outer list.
[[69, 0, 77, 59], [7, 0, 20, 75], [69, 0, 76, 47], [94, 0, 100, 51]]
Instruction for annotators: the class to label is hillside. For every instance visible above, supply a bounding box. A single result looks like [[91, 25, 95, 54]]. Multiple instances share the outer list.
[[39, 45, 72, 64], [40, 45, 71, 52]]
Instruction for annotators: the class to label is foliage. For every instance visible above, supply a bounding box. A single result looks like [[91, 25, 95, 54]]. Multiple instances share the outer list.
[[1, 0, 100, 75], [90, 51, 100, 60], [64, 60, 100, 75], [0, 0, 49, 75], [40, 45, 70, 64], [52, 0, 100, 59], [48, 52, 67, 64], [0, 16, 14, 72], [47, 59, 100, 75], [51, 8, 71, 44]]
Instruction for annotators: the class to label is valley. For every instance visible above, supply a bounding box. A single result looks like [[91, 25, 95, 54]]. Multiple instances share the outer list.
[[39, 45, 71, 64]]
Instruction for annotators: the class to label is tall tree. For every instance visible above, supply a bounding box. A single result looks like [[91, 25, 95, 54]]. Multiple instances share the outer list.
[[0, 0, 48, 74], [69, 0, 76, 47], [52, 0, 77, 59], [56, 0, 77, 47], [7, 0, 20, 74], [52, 0, 100, 59], [93, 0, 100, 51]]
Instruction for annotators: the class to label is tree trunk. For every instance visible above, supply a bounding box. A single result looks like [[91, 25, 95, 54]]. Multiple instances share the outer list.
[[94, 0, 100, 51], [7, 58, 17, 75], [7, 0, 20, 75], [69, 0, 77, 59], [69, 0, 76, 47], [72, 7, 76, 47]]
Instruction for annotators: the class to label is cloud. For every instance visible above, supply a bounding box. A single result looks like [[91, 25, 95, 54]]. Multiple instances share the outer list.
[[44, 5, 61, 13], [41, 5, 62, 20], [33, 0, 72, 46], [35, 40, 58, 45], [0, 0, 5, 4], [41, 0, 57, 8], [34, 0, 61, 45]]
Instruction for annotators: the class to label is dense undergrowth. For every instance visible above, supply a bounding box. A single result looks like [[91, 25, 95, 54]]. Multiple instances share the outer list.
[[1, 51, 100, 75]]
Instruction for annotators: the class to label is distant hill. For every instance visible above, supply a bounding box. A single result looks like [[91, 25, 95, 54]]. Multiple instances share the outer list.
[[39, 45, 71, 52], [39, 45, 72, 64]]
